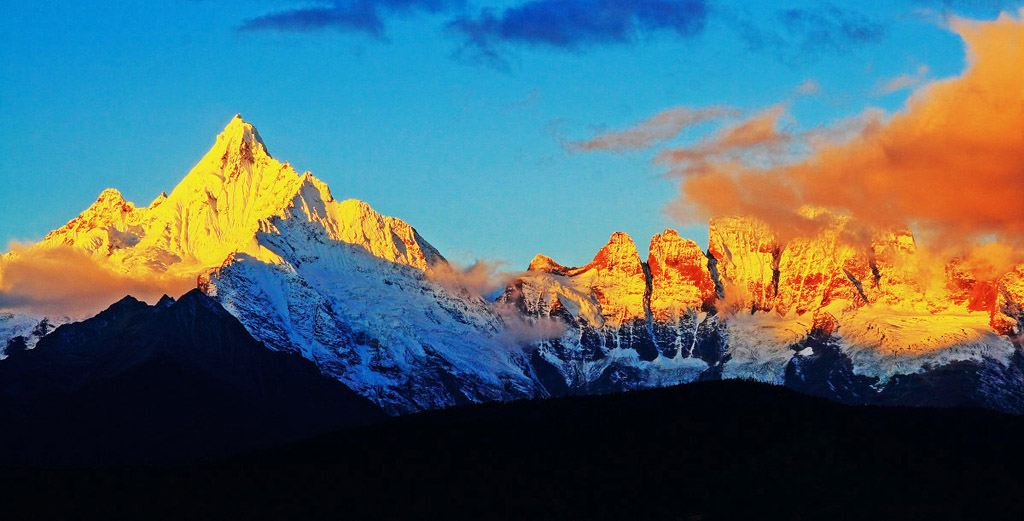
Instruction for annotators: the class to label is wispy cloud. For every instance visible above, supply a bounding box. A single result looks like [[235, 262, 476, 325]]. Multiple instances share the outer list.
[[0, 244, 193, 316], [240, 0, 465, 37], [425, 259, 567, 347], [655, 104, 795, 176], [874, 64, 930, 94], [572, 77, 824, 155], [427, 258, 511, 299], [450, 0, 709, 60], [735, 3, 886, 64], [911, 0, 1024, 17], [778, 4, 886, 50], [795, 79, 821, 95], [572, 106, 731, 152]]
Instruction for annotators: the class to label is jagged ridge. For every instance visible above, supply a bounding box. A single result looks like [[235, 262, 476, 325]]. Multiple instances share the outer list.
[[502, 214, 1021, 405]]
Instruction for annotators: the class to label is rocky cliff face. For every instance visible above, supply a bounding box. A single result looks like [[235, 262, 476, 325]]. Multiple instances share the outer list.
[[500, 229, 723, 395], [708, 217, 780, 313], [504, 213, 1022, 411], [522, 232, 648, 328], [773, 215, 870, 316], [648, 229, 716, 319], [993, 266, 1024, 336]]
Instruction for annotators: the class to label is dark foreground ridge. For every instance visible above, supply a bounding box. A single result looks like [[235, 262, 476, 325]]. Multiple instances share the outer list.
[[0, 290, 385, 466], [2, 379, 1024, 520]]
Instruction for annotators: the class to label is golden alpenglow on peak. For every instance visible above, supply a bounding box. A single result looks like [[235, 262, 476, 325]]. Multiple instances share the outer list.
[[648, 229, 716, 320], [708, 216, 780, 313], [0, 116, 441, 316], [501, 233, 645, 329], [576, 232, 648, 325]]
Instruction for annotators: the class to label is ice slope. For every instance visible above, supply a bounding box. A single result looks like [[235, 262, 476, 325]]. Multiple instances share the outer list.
[[202, 175, 540, 414], [0, 313, 65, 359]]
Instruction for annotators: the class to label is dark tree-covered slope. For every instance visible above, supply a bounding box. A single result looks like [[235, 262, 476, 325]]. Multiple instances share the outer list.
[[0, 290, 385, 466], [3, 380, 1024, 519]]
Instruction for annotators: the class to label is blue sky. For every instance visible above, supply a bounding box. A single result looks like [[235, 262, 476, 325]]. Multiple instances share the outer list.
[[1, 0, 1019, 269]]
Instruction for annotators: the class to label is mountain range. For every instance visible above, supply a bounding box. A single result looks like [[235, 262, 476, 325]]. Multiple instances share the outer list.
[[3, 115, 1024, 439]]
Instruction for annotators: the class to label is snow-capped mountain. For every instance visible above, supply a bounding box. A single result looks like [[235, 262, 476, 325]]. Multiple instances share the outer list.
[[30, 115, 440, 278], [504, 212, 1024, 412], [1, 115, 542, 413], [4, 115, 1024, 415], [197, 187, 542, 413]]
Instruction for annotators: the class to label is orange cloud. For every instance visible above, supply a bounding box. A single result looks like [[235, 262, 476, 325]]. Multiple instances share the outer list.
[[656, 104, 793, 176], [0, 245, 194, 317], [875, 64, 930, 95], [573, 106, 732, 152], [668, 11, 1024, 255]]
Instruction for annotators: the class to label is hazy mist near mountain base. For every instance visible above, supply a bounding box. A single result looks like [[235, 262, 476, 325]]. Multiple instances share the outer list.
[[0, 244, 192, 316]]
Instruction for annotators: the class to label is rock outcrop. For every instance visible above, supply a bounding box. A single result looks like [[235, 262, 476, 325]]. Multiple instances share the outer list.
[[992, 265, 1024, 336], [648, 229, 716, 319], [708, 216, 779, 313]]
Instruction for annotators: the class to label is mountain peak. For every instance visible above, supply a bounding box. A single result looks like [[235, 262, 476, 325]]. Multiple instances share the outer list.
[[572, 232, 647, 325], [100, 295, 148, 317], [40, 188, 139, 246], [648, 228, 716, 318], [149, 191, 168, 208], [21, 116, 447, 320], [528, 254, 569, 274], [607, 231, 634, 244], [91, 188, 133, 212], [97, 188, 125, 200], [508, 232, 648, 328], [214, 114, 269, 159], [223, 114, 260, 139], [708, 216, 780, 312], [588, 232, 641, 272]]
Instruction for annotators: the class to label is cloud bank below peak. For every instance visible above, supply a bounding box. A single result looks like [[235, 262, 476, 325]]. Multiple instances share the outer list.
[[0, 245, 193, 317]]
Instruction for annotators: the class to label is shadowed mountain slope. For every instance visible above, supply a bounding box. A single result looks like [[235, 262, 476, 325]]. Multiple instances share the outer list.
[[0, 289, 385, 466]]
